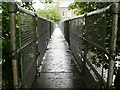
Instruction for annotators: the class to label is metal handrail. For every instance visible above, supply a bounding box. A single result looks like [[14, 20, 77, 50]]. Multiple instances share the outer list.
[[60, 3, 112, 22], [87, 4, 111, 16], [61, 14, 85, 22], [17, 3, 55, 23], [37, 16, 55, 23], [17, 6, 36, 16], [60, 2, 120, 90], [9, 2, 55, 89]]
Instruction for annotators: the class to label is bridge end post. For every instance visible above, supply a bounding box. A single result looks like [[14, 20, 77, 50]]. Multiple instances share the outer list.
[[107, 2, 120, 90], [9, 2, 19, 89]]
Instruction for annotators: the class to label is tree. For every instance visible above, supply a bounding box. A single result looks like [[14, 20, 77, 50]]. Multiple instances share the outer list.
[[68, 1, 111, 15], [36, 8, 60, 22], [17, 2, 35, 11]]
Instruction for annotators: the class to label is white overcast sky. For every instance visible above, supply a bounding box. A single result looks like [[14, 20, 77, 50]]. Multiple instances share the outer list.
[[32, 0, 45, 10], [11, 0, 74, 10], [14, 0, 45, 10]]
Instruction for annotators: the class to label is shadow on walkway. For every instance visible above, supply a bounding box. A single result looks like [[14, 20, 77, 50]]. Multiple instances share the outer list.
[[33, 26, 84, 88]]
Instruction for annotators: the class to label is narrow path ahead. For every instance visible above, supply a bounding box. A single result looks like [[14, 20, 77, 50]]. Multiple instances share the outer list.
[[33, 26, 83, 88]]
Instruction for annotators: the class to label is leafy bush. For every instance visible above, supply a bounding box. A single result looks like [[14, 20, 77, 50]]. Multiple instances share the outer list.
[[36, 8, 60, 22]]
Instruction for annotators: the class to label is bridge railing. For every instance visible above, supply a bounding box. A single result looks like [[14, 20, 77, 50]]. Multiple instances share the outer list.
[[59, 3, 120, 89], [9, 2, 55, 88], [37, 16, 55, 68]]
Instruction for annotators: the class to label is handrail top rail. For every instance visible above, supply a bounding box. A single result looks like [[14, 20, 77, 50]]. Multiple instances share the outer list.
[[17, 6, 36, 16], [37, 16, 55, 23], [18, 5, 55, 23], [60, 14, 85, 23], [9, 2, 55, 23], [86, 4, 111, 16], [60, 3, 113, 23]]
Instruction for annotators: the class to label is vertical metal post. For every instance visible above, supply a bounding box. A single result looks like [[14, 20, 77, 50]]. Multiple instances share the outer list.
[[49, 22, 51, 38], [83, 14, 88, 70], [34, 14, 40, 76], [66, 20, 70, 45], [33, 14, 38, 58], [9, 2, 19, 89], [107, 3, 119, 90], [64, 22, 66, 39]]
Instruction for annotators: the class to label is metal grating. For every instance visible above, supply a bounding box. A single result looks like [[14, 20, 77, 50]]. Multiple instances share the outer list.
[[37, 17, 55, 67], [84, 13, 108, 84], [85, 13, 106, 48], [60, 3, 120, 88], [17, 12, 37, 88], [63, 11, 108, 87], [69, 17, 85, 53], [37, 17, 48, 66]]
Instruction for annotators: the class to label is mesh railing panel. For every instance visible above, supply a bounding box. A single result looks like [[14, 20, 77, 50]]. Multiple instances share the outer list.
[[37, 17, 55, 67], [85, 13, 106, 48], [37, 18, 47, 62], [68, 17, 85, 72], [17, 12, 37, 88], [69, 17, 84, 53], [85, 13, 107, 83], [59, 3, 120, 88], [62, 11, 109, 87], [37, 17, 49, 65], [6, 3, 55, 88]]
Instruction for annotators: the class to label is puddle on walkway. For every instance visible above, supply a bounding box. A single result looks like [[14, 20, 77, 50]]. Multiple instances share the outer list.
[[33, 26, 84, 88]]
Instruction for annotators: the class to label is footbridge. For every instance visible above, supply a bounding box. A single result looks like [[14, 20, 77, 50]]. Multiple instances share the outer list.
[[2, 2, 120, 90]]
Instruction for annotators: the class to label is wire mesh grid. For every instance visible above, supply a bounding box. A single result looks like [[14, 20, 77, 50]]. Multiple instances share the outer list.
[[17, 12, 37, 88], [85, 13, 106, 48], [69, 17, 84, 53], [68, 12, 108, 86], [85, 13, 108, 83]]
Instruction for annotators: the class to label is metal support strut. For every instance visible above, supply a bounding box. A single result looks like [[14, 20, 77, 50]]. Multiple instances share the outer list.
[[107, 2, 119, 90], [9, 2, 19, 89]]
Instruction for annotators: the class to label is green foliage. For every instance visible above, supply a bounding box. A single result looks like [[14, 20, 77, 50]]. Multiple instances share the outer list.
[[2, 2, 13, 88], [68, 2, 111, 15], [68, 2, 120, 70], [2, 2, 10, 62], [2, 2, 35, 62], [36, 8, 60, 22], [2, 2, 35, 88], [17, 2, 35, 12]]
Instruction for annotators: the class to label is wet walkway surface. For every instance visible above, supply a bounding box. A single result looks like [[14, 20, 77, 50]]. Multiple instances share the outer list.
[[33, 27, 84, 88]]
